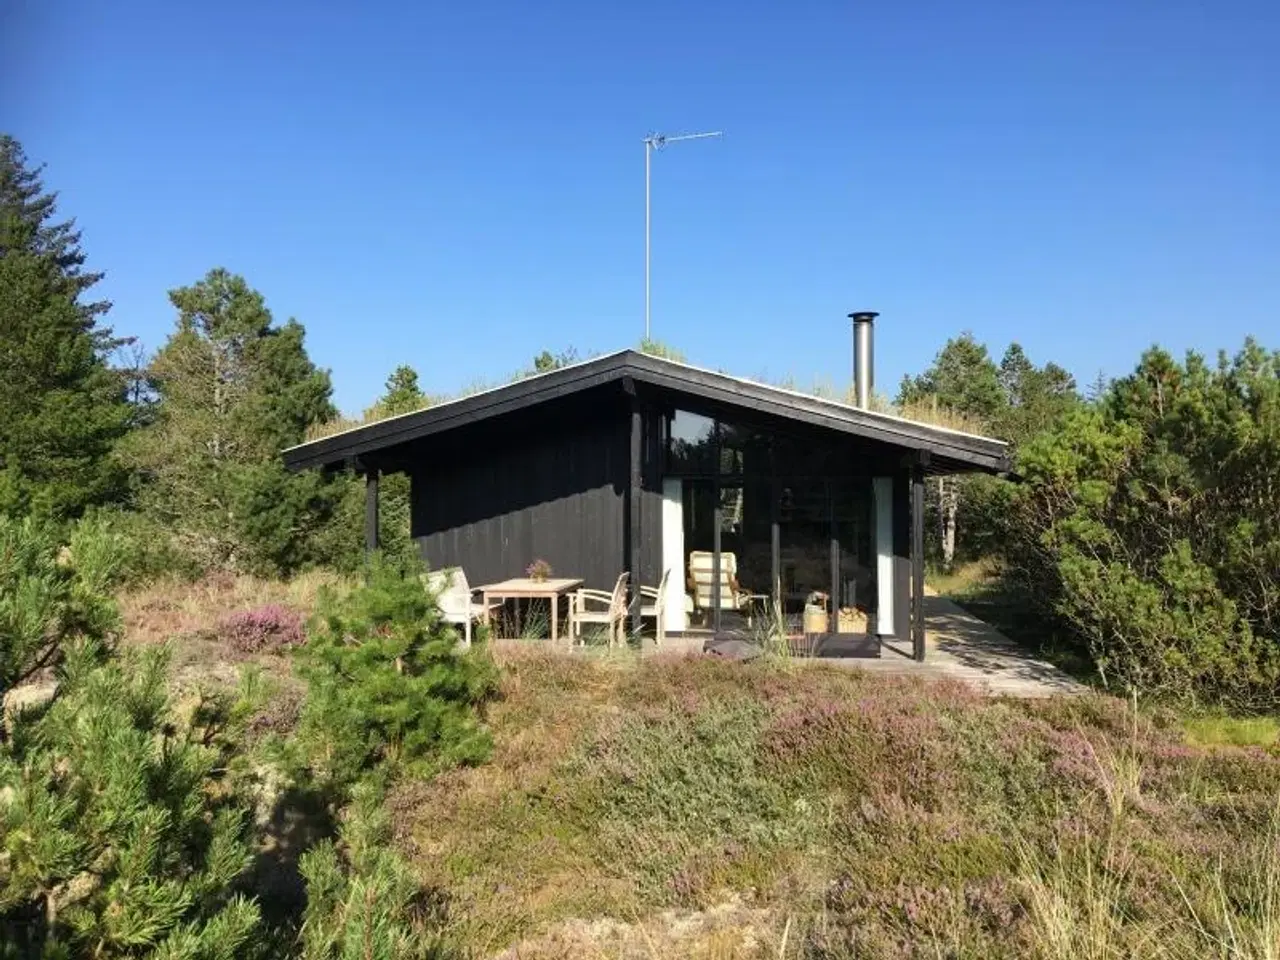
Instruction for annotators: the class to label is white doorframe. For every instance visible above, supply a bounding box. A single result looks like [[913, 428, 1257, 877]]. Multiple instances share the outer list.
[[873, 476, 895, 636], [661, 478, 687, 633]]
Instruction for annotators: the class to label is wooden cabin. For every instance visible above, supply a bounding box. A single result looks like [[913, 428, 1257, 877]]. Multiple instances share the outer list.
[[283, 348, 1010, 659]]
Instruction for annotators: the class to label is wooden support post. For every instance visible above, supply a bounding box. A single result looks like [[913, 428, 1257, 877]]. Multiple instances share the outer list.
[[829, 482, 840, 632], [629, 401, 643, 638], [864, 474, 876, 636], [712, 474, 722, 635], [711, 481, 721, 640], [770, 438, 780, 616], [770, 521, 781, 612], [709, 417, 723, 633], [829, 541, 840, 629], [911, 460, 926, 662], [364, 467, 380, 555]]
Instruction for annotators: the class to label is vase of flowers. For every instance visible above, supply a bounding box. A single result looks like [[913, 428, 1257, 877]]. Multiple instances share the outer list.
[[526, 559, 552, 582]]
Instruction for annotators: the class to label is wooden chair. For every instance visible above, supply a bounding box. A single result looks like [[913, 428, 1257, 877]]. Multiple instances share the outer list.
[[569, 572, 629, 646], [639, 568, 672, 646], [687, 551, 749, 623], [425, 567, 500, 646]]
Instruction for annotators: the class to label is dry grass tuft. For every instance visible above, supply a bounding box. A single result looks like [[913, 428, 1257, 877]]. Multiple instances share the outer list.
[[927, 557, 1000, 598], [894, 395, 993, 435], [491, 894, 790, 959], [117, 569, 350, 683], [1014, 829, 1144, 960]]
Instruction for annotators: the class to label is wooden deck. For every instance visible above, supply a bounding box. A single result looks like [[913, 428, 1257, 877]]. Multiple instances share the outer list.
[[642, 594, 1087, 698]]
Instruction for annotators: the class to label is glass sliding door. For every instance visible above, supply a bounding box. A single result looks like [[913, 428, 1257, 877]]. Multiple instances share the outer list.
[[679, 478, 754, 628], [661, 408, 875, 637], [777, 476, 831, 631], [832, 478, 875, 632], [664, 410, 772, 631]]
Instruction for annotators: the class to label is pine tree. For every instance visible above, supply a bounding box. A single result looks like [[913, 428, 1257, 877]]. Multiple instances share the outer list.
[[997, 343, 1079, 444], [898, 333, 1005, 568], [0, 520, 261, 955], [897, 332, 1005, 422], [0, 135, 108, 322], [0, 514, 122, 700], [298, 780, 436, 959], [0, 644, 262, 956], [1008, 339, 1280, 709], [369, 367, 426, 567], [0, 136, 130, 519], [297, 558, 497, 790], [376, 365, 427, 418], [125, 268, 337, 574], [899, 335, 1082, 568]]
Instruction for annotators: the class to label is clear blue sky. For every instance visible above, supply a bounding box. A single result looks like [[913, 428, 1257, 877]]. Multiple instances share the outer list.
[[7, 1, 1278, 413]]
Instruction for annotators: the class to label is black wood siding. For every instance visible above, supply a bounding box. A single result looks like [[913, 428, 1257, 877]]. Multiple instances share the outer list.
[[408, 391, 657, 591]]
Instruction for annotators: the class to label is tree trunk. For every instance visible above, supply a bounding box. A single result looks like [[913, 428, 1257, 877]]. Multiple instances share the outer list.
[[938, 475, 958, 570], [211, 341, 236, 566]]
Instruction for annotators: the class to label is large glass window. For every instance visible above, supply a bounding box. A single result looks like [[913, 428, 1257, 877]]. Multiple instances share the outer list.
[[663, 409, 877, 635], [668, 411, 717, 475], [667, 410, 772, 478], [778, 476, 830, 610]]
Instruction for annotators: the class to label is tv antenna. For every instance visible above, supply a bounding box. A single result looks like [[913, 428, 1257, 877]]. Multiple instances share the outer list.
[[643, 130, 722, 340]]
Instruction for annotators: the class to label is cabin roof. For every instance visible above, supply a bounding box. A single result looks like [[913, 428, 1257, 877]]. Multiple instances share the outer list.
[[282, 349, 1012, 475]]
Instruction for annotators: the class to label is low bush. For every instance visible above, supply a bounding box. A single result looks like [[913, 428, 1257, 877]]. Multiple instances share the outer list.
[[1003, 340, 1280, 711], [82, 506, 203, 585], [297, 780, 441, 959], [0, 514, 124, 696], [296, 556, 499, 791], [220, 602, 306, 654], [0, 641, 262, 956], [563, 696, 808, 905]]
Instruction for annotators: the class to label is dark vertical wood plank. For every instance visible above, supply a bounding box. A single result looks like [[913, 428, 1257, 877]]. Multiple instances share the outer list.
[[365, 468, 379, 554], [629, 402, 643, 636], [911, 461, 926, 662]]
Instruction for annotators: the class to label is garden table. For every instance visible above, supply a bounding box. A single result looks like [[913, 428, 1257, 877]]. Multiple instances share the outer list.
[[476, 577, 583, 643]]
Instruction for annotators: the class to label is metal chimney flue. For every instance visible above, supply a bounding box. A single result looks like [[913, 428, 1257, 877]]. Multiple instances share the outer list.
[[849, 311, 879, 409]]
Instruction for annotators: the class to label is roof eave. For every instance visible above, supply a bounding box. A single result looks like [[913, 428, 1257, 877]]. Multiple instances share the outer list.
[[282, 349, 1011, 475], [282, 352, 634, 471]]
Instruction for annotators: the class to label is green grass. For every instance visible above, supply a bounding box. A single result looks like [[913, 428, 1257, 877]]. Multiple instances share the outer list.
[[926, 558, 999, 597], [387, 648, 1280, 958], [1183, 713, 1280, 748]]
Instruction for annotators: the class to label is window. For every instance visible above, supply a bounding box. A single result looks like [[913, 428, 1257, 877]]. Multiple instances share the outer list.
[[667, 411, 716, 474], [666, 410, 775, 478]]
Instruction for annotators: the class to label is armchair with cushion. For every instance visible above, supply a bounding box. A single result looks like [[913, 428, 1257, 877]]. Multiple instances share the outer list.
[[687, 551, 752, 623]]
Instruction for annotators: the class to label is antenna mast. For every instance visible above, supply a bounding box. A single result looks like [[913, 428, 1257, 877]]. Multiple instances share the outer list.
[[644, 130, 722, 340]]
